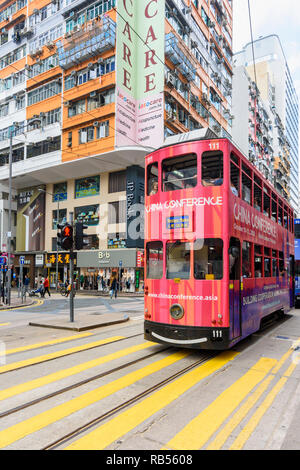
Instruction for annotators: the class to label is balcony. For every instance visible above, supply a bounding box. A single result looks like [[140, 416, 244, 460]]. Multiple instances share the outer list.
[[165, 33, 196, 81], [57, 16, 116, 70]]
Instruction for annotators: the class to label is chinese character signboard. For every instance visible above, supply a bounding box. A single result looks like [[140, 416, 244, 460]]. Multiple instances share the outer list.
[[45, 253, 77, 266]]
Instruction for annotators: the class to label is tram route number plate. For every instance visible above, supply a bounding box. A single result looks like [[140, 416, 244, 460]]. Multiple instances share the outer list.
[[166, 215, 189, 230]]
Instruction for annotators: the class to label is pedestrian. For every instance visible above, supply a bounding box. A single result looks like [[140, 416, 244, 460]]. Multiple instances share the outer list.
[[43, 276, 51, 297], [24, 274, 30, 295], [110, 277, 117, 299]]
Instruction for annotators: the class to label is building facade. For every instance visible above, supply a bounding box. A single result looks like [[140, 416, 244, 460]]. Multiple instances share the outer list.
[[234, 35, 299, 214], [0, 0, 233, 288]]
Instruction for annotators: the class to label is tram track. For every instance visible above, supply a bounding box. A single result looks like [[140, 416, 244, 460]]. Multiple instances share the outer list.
[[0, 332, 144, 375], [42, 350, 218, 450], [0, 346, 169, 419]]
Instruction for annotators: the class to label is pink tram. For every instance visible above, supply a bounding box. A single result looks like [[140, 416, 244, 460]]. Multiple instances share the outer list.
[[144, 132, 295, 350]]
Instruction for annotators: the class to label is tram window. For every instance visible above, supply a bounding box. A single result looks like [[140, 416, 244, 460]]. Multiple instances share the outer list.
[[254, 256, 262, 278], [254, 184, 262, 211], [272, 249, 278, 277], [147, 163, 158, 196], [242, 173, 252, 205], [202, 151, 223, 186], [278, 205, 283, 226], [162, 154, 197, 192], [166, 241, 191, 280], [194, 239, 223, 280], [271, 195, 277, 222], [264, 249, 271, 274], [230, 161, 239, 196], [279, 252, 285, 276], [146, 241, 163, 279], [263, 191, 270, 218], [242, 242, 252, 278]]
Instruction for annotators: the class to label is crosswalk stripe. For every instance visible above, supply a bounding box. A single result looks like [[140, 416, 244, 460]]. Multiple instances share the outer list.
[[164, 357, 277, 450], [207, 342, 300, 450], [64, 351, 238, 450], [0, 342, 154, 402], [0, 336, 125, 374], [0, 350, 190, 449], [229, 362, 297, 450], [3, 332, 93, 356]]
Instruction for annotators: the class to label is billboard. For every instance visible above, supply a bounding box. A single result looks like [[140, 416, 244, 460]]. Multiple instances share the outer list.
[[115, 0, 165, 149], [17, 187, 45, 252]]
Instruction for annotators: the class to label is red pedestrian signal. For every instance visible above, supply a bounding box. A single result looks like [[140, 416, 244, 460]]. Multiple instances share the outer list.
[[57, 223, 73, 251]]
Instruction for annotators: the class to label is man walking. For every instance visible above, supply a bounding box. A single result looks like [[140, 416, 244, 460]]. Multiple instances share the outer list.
[[24, 275, 30, 295], [43, 277, 51, 297]]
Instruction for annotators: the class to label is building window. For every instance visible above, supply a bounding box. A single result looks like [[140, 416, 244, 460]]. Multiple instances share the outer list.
[[194, 239, 223, 280], [74, 176, 100, 198], [109, 171, 126, 193], [146, 241, 163, 279], [52, 209, 67, 229], [107, 232, 126, 249], [96, 121, 109, 139], [27, 136, 61, 158], [75, 204, 99, 226], [68, 99, 86, 117], [78, 126, 94, 144], [108, 200, 126, 224], [53, 182, 67, 202]]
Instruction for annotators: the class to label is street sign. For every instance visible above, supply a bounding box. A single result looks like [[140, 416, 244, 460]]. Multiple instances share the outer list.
[[0, 257, 6, 265], [20, 256, 25, 265], [119, 260, 122, 267]]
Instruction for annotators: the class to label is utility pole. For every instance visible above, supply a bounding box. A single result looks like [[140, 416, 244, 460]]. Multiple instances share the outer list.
[[7, 129, 13, 306]]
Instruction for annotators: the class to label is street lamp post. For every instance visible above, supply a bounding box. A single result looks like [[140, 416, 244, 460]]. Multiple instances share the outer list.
[[38, 188, 60, 291]]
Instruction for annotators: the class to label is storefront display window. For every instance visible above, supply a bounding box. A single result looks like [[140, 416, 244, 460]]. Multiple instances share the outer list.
[[75, 204, 99, 226], [53, 182, 67, 201], [107, 232, 126, 249], [75, 176, 100, 198]]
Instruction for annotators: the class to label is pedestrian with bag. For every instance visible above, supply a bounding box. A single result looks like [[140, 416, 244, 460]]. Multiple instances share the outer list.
[[110, 276, 117, 299]]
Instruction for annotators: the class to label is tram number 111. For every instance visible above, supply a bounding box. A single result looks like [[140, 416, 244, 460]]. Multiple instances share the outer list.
[[209, 142, 220, 150]]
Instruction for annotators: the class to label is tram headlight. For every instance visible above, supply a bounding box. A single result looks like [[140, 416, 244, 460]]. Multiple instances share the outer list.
[[170, 304, 184, 320]]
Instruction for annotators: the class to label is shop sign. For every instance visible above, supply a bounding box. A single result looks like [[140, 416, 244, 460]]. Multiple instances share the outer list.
[[17, 187, 45, 252], [136, 251, 144, 267], [98, 251, 111, 264], [35, 254, 44, 266], [45, 253, 77, 265]]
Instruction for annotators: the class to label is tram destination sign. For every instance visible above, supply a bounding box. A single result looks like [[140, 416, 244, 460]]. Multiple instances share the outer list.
[[166, 215, 190, 230]]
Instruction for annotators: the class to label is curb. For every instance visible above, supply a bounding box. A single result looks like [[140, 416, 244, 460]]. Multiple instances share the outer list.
[[0, 298, 39, 311], [29, 314, 129, 332]]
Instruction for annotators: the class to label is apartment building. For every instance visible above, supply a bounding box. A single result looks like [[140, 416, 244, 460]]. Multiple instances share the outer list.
[[232, 65, 280, 192], [0, 0, 233, 288], [235, 35, 299, 214]]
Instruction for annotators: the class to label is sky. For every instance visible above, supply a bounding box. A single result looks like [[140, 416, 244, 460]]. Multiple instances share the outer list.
[[233, 0, 300, 99]]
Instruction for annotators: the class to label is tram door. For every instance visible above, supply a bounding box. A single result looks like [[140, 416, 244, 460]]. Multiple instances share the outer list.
[[289, 255, 295, 308], [229, 238, 241, 338]]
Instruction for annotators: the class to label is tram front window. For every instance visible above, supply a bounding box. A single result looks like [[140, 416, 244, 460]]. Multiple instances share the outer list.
[[146, 241, 163, 279], [194, 239, 223, 280], [202, 151, 223, 186], [166, 241, 191, 279], [162, 154, 197, 192]]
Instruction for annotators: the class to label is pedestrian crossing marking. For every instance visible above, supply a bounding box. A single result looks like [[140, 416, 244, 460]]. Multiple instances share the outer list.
[[4, 332, 93, 356], [64, 351, 238, 450], [0, 336, 125, 374], [0, 350, 190, 449], [164, 357, 277, 450], [0, 342, 154, 402]]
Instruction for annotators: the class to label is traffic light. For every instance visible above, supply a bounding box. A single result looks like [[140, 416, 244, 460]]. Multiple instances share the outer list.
[[75, 222, 89, 250], [57, 223, 73, 250]]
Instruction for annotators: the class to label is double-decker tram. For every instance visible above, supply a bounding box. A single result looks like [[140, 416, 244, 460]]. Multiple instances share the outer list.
[[295, 219, 300, 307], [144, 130, 295, 350]]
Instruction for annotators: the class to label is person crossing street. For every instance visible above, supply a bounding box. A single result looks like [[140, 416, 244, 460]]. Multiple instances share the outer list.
[[43, 277, 51, 297]]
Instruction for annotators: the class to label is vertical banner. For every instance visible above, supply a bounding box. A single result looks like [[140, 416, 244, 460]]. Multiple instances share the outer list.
[[116, 0, 165, 149], [16, 187, 45, 252]]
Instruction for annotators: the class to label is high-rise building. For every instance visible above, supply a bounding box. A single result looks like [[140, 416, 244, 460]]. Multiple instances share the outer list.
[[234, 35, 299, 213], [0, 0, 233, 288]]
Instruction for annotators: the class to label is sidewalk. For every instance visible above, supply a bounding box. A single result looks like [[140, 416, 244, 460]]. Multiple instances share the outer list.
[[76, 290, 144, 297], [0, 292, 36, 310]]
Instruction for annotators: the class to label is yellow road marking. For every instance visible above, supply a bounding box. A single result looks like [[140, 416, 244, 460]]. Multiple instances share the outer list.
[[229, 362, 297, 450], [0, 336, 125, 374], [65, 351, 238, 450], [164, 357, 277, 450], [0, 323, 10, 327], [0, 342, 154, 402], [208, 342, 300, 450], [0, 350, 190, 449], [0, 299, 43, 312], [4, 332, 93, 356]]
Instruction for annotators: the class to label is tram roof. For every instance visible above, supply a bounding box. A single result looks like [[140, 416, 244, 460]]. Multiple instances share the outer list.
[[160, 128, 222, 149]]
